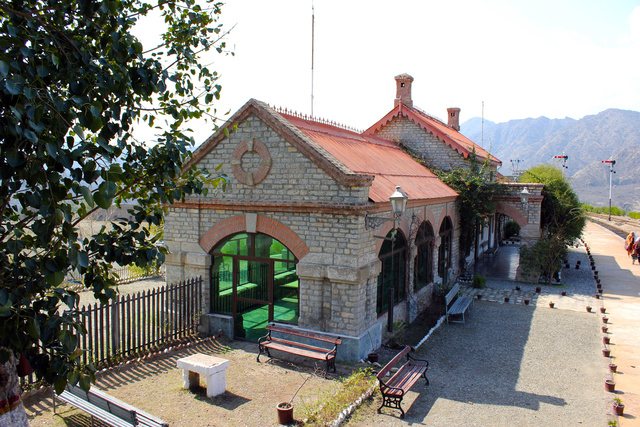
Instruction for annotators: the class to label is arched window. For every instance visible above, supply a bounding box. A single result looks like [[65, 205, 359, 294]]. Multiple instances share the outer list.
[[415, 222, 434, 290], [377, 230, 407, 315], [210, 233, 298, 341], [438, 217, 453, 278]]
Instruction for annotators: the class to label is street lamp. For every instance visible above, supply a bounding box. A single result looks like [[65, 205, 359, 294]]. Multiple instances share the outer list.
[[601, 159, 616, 221], [520, 187, 530, 209], [365, 186, 409, 229]]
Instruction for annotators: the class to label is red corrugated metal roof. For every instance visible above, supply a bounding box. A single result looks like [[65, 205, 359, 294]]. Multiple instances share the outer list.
[[282, 114, 458, 203], [365, 105, 501, 166]]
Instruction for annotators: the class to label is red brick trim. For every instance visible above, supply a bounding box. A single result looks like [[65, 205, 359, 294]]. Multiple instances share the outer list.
[[496, 202, 528, 227], [199, 214, 310, 259], [231, 138, 272, 185]]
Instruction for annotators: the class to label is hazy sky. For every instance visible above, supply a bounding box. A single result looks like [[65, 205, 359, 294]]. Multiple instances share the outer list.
[[136, 0, 640, 142]]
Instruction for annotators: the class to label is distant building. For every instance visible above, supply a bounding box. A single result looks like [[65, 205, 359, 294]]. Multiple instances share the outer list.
[[164, 74, 540, 361]]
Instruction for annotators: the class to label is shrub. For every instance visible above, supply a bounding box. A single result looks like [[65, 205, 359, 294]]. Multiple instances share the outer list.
[[471, 274, 486, 289]]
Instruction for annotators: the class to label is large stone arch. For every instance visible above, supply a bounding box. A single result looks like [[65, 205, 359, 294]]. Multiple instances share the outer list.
[[200, 214, 310, 260], [495, 202, 527, 228]]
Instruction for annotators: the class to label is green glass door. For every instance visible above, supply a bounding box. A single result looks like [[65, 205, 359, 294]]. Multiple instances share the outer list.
[[235, 260, 271, 340]]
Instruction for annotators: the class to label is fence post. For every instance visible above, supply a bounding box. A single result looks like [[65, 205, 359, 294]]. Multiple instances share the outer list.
[[111, 295, 120, 355]]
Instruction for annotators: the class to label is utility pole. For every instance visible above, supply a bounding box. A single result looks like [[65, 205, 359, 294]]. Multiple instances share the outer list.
[[553, 154, 568, 176], [601, 159, 616, 221], [310, 1, 315, 117]]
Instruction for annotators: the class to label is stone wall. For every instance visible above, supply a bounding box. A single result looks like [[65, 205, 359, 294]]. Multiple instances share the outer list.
[[373, 116, 470, 171]]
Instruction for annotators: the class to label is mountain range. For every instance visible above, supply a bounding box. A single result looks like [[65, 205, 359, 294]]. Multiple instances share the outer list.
[[460, 109, 640, 212]]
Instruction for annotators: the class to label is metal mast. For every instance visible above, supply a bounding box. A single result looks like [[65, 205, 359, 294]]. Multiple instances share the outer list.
[[311, 1, 315, 117]]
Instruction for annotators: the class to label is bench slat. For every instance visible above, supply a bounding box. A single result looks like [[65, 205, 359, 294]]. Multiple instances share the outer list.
[[268, 337, 335, 354], [262, 341, 334, 360], [376, 346, 411, 380], [58, 392, 135, 427], [266, 325, 342, 345], [385, 365, 427, 395], [449, 297, 472, 314]]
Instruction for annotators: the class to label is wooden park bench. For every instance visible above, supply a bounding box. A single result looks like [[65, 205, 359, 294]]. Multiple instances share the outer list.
[[53, 383, 168, 427], [257, 323, 342, 372], [376, 345, 429, 418], [445, 282, 473, 324]]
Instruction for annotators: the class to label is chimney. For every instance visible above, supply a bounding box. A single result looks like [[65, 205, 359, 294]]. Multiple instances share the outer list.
[[447, 107, 461, 131], [394, 73, 414, 108]]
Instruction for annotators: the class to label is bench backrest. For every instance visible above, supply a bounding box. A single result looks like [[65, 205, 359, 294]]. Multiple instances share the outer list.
[[66, 384, 168, 426], [67, 384, 137, 424], [267, 324, 342, 345], [376, 346, 412, 380], [444, 283, 460, 306]]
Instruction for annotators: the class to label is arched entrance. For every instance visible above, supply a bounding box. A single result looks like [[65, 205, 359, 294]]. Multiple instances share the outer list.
[[377, 230, 407, 315], [438, 217, 453, 280], [210, 233, 299, 341]]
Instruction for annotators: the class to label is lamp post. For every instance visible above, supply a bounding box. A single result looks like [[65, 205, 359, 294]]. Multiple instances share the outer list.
[[601, 160, 616, 221], [520, 186, 531, 223], [365, 186, 409, 333]]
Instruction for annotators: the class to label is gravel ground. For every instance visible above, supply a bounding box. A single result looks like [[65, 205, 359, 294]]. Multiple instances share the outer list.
[[344, 242, 612, 426], [345, 301, 610, 426]]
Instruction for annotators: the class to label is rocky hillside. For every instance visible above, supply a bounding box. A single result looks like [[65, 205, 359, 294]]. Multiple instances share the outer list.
[[460, 109, 640, 211]]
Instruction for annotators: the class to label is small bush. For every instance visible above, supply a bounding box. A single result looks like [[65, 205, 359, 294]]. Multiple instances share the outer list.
[[471, 274, 486, 289]]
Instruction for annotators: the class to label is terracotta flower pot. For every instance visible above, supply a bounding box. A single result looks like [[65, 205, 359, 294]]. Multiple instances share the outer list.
[[586, 306, 592, 312], [524, 299, 529, 305], [609, 363, 617, 373], [605, 379, 615, 392], [603, 336, 610, 345], [504, 297, 510, 303], [477, 294, 482, 300], [277, 402, 294, 425], [602, 326, 608, 333], [600, 307, 606, 313], [561, 291, 567, 296], [368, 353, 379, 363], [596, 284, 602, 289], [613, 403, 625, 416], [595, 294, 600, 299], [549, 302, 554, 308], [603, 348, 611, 357], [602, 317, 608, 324]]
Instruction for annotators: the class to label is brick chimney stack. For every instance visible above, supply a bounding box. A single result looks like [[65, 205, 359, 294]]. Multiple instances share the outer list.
[[447, 107, 461, 131], [394, 74, 414, 108]]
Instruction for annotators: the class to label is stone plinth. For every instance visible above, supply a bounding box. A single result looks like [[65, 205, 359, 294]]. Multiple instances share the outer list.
[[176, 353, 230, 397]]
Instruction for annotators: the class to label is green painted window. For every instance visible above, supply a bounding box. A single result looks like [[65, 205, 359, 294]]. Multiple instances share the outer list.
[[377, 230, 407, 315], [415, 222, 434, 291]]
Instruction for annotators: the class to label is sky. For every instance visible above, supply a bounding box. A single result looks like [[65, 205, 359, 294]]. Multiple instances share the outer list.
[[135, 0, 640, 143]]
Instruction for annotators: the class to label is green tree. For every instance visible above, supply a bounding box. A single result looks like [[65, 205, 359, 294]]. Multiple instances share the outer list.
[[436, 150, 503, 268], [0, 0, 228, 416], [518, 165, 585, 243], [518, 165, 585, 284]]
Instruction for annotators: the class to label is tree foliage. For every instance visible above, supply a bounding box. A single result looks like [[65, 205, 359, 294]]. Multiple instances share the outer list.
[[0, 0, 228, 394], [518, 165, 585, 285], [518, 165, 585, 243], [436, 150, 503, 261]]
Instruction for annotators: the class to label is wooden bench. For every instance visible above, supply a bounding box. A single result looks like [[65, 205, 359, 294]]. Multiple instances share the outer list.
[[54, 383, 168, 427], [257, 323, 342, 372], [376, 346, 429, 418], [445, 282, 473, 324]]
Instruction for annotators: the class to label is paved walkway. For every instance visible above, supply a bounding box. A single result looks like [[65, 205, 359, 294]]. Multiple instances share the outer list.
[[583, 221, 640, 426], [346, 221, 639, 426]]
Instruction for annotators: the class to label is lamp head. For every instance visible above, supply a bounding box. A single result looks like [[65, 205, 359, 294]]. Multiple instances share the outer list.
[[389, 186, 408, 217]]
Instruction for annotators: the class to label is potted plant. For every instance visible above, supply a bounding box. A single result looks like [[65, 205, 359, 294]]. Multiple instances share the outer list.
[[524, 299, 530, 305], [561, 291, 567, 296], [603, 348, 611, 357], [535, 286, 541, 293], [605, 379, 616, 392], [504, 296, 510, 303], [549, 301, 554, 308], [586, 306, 592, 313], [277, 373, 314, 424], [595, 294, 600, 299], [603, 336, 610, 345], [600, 307, 606, 313], [613, 397, 625, 415], [609, 363, 617, 373], [602, 326, 608, 333], [603, 316, 609, 324]]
